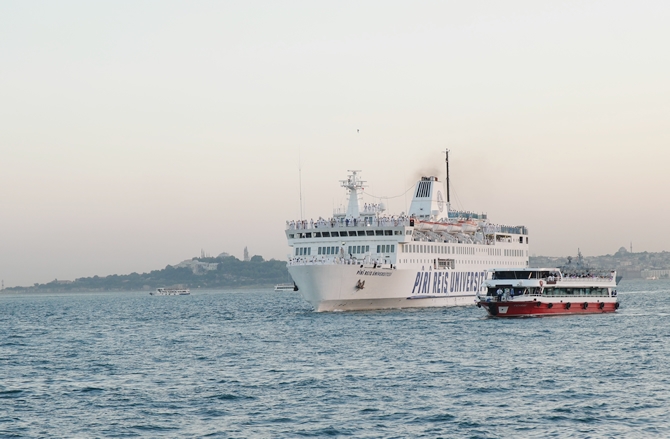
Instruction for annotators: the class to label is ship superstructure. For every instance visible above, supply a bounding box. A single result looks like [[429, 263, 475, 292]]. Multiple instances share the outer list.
[[286, 155, 529, 311]]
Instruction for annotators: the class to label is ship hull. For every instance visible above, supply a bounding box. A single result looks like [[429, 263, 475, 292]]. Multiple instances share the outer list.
[[288, 264, 483, 312], [478, 299, 618, 317]]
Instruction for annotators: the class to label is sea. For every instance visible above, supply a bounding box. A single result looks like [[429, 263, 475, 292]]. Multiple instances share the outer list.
[[1, 279, 669, 438]]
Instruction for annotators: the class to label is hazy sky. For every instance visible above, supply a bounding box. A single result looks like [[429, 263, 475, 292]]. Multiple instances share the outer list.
[[2, 1, 669, 287]]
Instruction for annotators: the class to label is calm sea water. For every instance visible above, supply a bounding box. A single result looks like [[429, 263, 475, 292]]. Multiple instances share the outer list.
[[1, 280, 669, 438]]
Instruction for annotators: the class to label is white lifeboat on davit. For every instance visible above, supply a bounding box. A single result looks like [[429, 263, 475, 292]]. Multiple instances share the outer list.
[[413, 220, 433, 231], [445, 222, 462, 233], [459, 220, 478, 233], [431, 221, 449, 232]]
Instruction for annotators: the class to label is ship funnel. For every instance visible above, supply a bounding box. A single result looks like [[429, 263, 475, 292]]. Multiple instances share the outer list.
[[408, 176, 447, 220]]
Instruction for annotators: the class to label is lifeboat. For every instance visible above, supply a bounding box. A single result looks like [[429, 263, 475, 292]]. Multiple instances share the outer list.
[[431, 221, 449, 232], [445, 222, 462, 233], [459, 220, 478, 233], [413, 220, 433, 231]]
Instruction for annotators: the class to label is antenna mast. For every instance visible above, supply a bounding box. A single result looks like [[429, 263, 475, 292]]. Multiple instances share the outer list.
[[299, 151, 304, 220], [444, 149, 451, 203]]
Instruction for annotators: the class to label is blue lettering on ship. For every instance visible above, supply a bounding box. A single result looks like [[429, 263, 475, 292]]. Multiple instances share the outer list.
[[411, 270, 487, 296]]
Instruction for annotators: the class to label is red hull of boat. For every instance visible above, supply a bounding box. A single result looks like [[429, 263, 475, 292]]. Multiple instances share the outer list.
[[478, 300, 618, 317]]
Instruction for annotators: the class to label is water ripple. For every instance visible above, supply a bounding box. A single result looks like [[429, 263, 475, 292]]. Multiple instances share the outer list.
[[0, 281, 669, 437]]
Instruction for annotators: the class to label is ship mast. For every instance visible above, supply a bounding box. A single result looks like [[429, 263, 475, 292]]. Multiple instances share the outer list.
[[444, 149, 451, 203], [340, 170, 366, 218]]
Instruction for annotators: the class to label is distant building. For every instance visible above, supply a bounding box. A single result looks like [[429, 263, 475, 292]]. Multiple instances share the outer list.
[[174, 259, 219, 275], [244, 246, 250, 262]]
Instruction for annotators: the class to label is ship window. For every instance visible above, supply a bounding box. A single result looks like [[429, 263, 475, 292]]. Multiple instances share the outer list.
[[318, 247, 322, 255], [366, 230, 374, 236], [357, 245, 361, 253], [315, 232, 322, 238], [348, 231, 356, 237], [305, 233, 312, 238], [288, 234, 294, 239], [330, 232, 338, 237], [406, 230, 412, 235], [376, 230, 383, 236], [384, 230, 392, 236], [357, 231, 365, 236], [391, 245, 395, 253], [322, 232, 330, 237]]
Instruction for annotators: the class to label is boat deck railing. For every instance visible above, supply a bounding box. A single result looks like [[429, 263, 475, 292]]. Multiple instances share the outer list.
[[286, 218, 527, 236], [287, 217, 411, 230]]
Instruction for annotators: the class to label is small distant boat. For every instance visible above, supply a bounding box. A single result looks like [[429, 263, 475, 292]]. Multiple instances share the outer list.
[[275, 283, 297, 292], [150, 288, 190, 296]]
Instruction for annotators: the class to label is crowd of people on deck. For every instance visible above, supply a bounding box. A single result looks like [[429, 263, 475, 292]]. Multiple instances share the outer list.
[[287, 215, 412, 230]]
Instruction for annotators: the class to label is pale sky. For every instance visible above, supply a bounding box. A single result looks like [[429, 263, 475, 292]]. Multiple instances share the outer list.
[[1, 1, 669, 287]]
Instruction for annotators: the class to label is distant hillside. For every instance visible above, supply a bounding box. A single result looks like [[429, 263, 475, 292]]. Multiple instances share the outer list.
[[4, 255, 290, 293], [530, 247, 670, 279]]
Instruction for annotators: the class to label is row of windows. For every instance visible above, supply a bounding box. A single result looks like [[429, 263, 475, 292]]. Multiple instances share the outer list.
[[348, 245, 370, 254], [377, 244, 395, 254], [318, 246, 339, 255], [295, 247, 311, 256], [490, 287, 609, 297], [544, 287, 610, 297], [403, 244, 527, 257], [290, 230, 401, 239], [505, 249, 524, 257]]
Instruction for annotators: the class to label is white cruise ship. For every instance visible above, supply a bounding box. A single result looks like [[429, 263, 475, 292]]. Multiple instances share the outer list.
[[285, 154, 529, 311]]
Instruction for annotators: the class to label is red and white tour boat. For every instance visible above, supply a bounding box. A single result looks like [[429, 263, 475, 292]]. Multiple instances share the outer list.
[[476, 267, 619, 317]]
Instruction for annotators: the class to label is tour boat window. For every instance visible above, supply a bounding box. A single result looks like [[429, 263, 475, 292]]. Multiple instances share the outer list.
[[322, 232, 330, 237], [288, 234, 294, 239], [366, 230, 374, 236], [305, 233, 312, 238], [357, 231, 365, 236], [348, 231, 357, 237], [384, 230, 393, 236]]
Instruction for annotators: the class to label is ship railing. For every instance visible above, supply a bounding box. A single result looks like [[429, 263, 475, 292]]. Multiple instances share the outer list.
[[558, 276, 614, 282], [287, 257, 394, 267], [286, 217, 411, 230]]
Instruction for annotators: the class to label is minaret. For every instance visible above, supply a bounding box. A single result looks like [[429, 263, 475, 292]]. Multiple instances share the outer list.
[[244, 246, 250, 261]]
